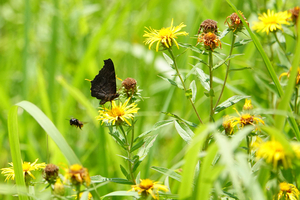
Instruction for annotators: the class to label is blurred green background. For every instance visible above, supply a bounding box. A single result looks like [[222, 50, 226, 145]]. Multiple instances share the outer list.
[[0, 0, 298, 199]]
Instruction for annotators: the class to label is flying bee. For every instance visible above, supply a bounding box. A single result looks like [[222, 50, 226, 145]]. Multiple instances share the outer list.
[[69, 118, 84, 129]]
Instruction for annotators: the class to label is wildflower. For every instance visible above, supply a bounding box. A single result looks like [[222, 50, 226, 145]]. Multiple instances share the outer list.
[[1, 158, 46, 182], [230, 107, 264, 130], [289, 6, 300, 23], [197, 32, 221, 51], [198, 19, 218, 34], [252, 9, 291, 34], [225, 11, 249, 32], [279, 67, 300, 85], [277, 182, 300, 200], [76, 192, 93, 200], [122, 77, 137, 97], [129, 179, 169, 200], [243, 99, 253, 111], [143, 19, 188, 52], [222, 115, 234, 135], [97, 98, 139, 126], [53, 179, 65, 196], [64, 164, 91, 187], [44, 163, 59, 184], [255, 140, 292, 168]]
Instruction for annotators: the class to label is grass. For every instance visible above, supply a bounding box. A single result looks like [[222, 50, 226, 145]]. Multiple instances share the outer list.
[[0, 0, 300, 199]]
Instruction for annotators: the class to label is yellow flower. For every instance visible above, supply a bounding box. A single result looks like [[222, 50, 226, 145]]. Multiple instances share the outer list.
[[53, 179, 65, 196], [0, 158, 46, 182], [129, 179, 169, 200], [97, 98, 139, 126], [252, 9, 291, 34], [76, 192, 93, 200], [255, 140, 293, 168], [243, 99, 253, 111], [222, 115, 235, 135], [231, 107, 264, 129], [143, 19, 188, 52], [64, 164, 91, 187], [279, 67, 300, 85], [277, 182, 300, 200]]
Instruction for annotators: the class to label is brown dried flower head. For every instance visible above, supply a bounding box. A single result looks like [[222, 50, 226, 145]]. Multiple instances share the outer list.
[[289, 6, 300, 23], [197, 32, 221, 51], [225, 11, 249, 32], [198, 19, 218, 34], [122, 77, 137, 96], [44, 164, 59, 184]]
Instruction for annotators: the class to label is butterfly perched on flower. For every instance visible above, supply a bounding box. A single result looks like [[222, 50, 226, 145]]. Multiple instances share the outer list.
[[90, 59, 119, 104]]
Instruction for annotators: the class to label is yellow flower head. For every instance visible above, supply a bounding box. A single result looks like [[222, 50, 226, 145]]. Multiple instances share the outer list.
[[279, 67, 300, 85], [97, 98, 139, 126], [143, 19, 188, 52], [255, 140, 293, 168], [278, 182, 300, 200], [231, 107, 265, 129], [76, 192, 93, 200], [129, 179, 169, 200], [53, 179, 65, 196], [222, 115, 235, 135], [243, 99, 253, 111], [252, 9, 291, 34], [0, 158, 46, 182], [225, 11, 249, 32], [197, 32, 221, 51], [64, 164, 91, 187]]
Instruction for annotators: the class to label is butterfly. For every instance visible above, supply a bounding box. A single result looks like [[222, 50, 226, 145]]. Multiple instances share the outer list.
[[69, 118, 84, 129], [90, 59, 120, 104]]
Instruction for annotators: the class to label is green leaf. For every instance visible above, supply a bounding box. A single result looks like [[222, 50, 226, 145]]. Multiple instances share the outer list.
[[151, 166, 182, 182], [130, 139, 145, 153], [194, 67, 210, 91], [15, 101, 80, 164], [174, 120, 194, 144], [7, 105, 28, 200], [178, 125, 210, 199], [214, 95, 250, 114], [162, 112, 198, 127], [158, 75, 184, 89], [120, 165, 129, 179], [163, 52, 174, 65], [178, 43, 209, 55], [91, 175, 132, 185], [137, 120, 173, 140], [108, 127, 126, 150], [212, 54, 243, 70], [137, 135, 157, 161], [233, 39, 252, 47], [101, 191, 139, 199], [190, 56, 208, 66], [189, 80, 197, 103], [219, 28, 231, 39]]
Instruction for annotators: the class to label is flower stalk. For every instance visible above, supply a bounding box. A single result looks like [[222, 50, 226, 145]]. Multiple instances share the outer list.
[[167, 48, 203, 124]]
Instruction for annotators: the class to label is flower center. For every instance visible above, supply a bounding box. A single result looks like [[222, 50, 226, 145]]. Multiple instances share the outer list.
[[70, 164, 83, 172], [139, 179, 154, 189], [22, 163, 31, 172], [110, 107, 125, 117], [159, 28, 172, 39]]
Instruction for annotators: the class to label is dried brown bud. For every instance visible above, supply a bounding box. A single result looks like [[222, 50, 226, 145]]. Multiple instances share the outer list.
[[44, 164, 59, 184], [198, 19, 218, 34], [289, 6, 300, 23], [225, 11, 249, 32], [122, 77, 137, 97], [197, 32, 221, 51]]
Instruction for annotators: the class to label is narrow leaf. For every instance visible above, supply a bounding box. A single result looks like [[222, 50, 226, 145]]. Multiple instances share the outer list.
[[151, 166, 182, 182], [214, 95, 250, 114], [189, 80, 197, 103], [174, 121, 194, 144], [163, 52, 174, 65], [194, 67, 210, 91]]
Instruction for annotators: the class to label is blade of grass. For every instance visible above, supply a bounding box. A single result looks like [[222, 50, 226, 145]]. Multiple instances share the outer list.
[[8, 105, 28, 200], [15, 101, 80, 165], [226, 0, 300, 139]]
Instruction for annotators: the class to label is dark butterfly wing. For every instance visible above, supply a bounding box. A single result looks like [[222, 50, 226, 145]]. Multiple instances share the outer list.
[[91, 59, 119, 104]]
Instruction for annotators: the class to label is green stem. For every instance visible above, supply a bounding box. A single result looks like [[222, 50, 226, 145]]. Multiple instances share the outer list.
[[167, 48, 203, 124], [295, 87, 299, 115], [128, 119, 136, 184], [274, 32, 291, 63], [208, 51, 214, 122], [213, 33, 236, 111]]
